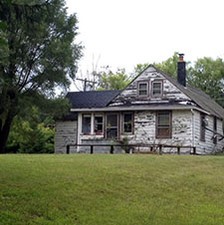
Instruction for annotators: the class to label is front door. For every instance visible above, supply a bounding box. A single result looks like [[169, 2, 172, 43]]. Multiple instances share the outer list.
[[106, 113, 119, 139]]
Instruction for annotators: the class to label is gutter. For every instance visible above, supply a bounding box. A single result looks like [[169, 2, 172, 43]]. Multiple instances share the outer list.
[[71, 105, 210, 114]]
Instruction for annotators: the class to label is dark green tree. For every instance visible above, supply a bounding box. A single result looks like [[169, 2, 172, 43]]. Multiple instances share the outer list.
[[7, 106, 55, 153], [0, 0, 82, 152], [188, 57, 224, 107]]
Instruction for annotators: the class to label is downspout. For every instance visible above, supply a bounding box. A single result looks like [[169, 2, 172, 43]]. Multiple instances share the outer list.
[[191, 109, 195, 149]]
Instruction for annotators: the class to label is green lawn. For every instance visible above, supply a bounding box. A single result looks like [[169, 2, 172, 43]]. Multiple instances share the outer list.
[[0, 154, 224, 225]]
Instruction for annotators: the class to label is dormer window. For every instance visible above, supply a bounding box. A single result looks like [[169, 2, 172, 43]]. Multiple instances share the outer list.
[[138, 82, 148, 96], [152, 81, 163, 97]]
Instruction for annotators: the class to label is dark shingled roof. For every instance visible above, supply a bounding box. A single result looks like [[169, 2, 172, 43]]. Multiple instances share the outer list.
[[66, 90, 121, 108]]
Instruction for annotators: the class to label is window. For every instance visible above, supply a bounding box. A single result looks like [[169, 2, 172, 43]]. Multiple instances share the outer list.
[[200, 113, 206, 142], [213, 117, 217, 144], [138, 82, 148, 96], [82, 114, 91, 134], [156, 111, 172, 138], [123, 112, 133, 133], [152, 81, 162, 97], [94, 115, 103, 134]]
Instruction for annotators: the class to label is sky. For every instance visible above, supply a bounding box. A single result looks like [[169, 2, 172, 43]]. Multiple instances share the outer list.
[[65, 0, 224, 89]]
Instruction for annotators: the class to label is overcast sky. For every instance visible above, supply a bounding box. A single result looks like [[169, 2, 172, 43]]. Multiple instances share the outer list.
[[66, 0, 224, 88]]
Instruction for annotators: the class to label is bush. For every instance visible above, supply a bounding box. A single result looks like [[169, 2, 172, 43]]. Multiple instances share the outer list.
[[6, 107, 55, 153]]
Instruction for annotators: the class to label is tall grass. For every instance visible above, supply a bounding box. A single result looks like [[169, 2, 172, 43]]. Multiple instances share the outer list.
[[0, 154, 224, 225]]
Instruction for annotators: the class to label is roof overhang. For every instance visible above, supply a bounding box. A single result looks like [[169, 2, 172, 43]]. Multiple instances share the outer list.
[[71, 105, 211, 115]]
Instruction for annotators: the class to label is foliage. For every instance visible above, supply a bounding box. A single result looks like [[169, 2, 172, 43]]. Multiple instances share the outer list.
[[188, 57, 224, 107], [97, 68, 131, 90], [7, 106, 55, 153], [139, 52, 224, 107], [1, 155, 224, 225], [154, 52, 180, 78], [132, 53, 180, 78], [134, 63, 149, 76], [0, 0, 82, 152], [119, 136, 131, 153]]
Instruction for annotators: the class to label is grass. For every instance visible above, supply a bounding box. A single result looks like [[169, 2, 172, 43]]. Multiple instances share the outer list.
[[1, 154, 224, 225]]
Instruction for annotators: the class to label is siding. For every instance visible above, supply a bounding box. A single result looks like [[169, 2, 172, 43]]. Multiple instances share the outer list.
[[54, 121, 77, 153], [124, 110, 193, 154], [193, 111, 224, 154], [109, 67, 191, 107]]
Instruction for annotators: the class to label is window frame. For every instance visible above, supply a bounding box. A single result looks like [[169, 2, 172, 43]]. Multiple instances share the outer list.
[[200, 113, 206, 142], [156, 111, 172, 139], [138, 81, 149, 97], [94, 114, 104, 135], [122, 112, 134, 134], [82, 114, 91, 135], [151, 80, 163, 97]]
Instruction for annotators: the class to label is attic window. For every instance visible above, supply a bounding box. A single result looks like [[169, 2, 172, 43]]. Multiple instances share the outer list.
[[152, 81, 163, 97], [138, 82, 148, 96]]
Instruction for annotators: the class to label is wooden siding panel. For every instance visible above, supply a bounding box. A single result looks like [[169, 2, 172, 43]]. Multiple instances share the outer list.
[[54, 121, 77, 153], [109, 66, 190, 107], [193, 111, 224, 154], [122, 110, 193, 153]]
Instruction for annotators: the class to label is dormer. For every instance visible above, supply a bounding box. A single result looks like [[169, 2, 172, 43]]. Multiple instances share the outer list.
[[137, 79, 164, 99]]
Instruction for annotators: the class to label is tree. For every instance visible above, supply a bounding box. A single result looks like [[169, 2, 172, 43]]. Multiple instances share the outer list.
[[133, 53, 224, 108], [7, 106, 55, 153], [133, 63, 149, 76], [0, 0, 82, 152], [97, 68, 131, 90], [188, 57, 224, 107], [154, 52, 179, 78], [133, 53, 179, 78]]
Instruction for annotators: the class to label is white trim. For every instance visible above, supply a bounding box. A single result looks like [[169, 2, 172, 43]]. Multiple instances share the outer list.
[[90, 113, 94, 135], [71, 105, 210, 115], [77, 113, 82, 152], [191, 109, 195, 147]]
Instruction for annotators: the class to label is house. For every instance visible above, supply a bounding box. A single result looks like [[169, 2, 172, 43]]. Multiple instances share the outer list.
[[55, 55, 224, 154]]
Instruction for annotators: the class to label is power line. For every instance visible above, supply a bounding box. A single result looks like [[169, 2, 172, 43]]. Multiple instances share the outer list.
[[76, 78, 97, 91]]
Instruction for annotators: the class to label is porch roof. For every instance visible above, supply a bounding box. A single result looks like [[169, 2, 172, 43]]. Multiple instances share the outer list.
[[66, 90, 121, 108]]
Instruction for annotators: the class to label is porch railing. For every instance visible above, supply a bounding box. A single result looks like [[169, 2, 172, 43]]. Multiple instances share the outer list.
[[65, 144, 196, 155]]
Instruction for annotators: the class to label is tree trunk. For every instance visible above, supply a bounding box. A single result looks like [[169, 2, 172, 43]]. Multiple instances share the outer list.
[[0, 112, 14, 153]]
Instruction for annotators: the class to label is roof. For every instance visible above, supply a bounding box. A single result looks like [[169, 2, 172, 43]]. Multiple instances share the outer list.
[[156, 66, 224, 119], [67, 66, 224, 120], [66, 90, 121, 108]]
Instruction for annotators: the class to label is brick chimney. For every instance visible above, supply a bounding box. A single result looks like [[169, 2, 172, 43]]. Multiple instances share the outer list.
[[177, 53, 186, 86]]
